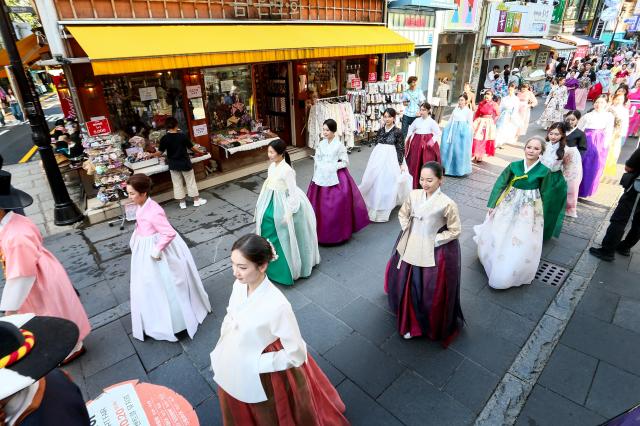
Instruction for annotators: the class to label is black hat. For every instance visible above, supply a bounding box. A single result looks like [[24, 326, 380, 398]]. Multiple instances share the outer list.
[[0, 170, 33, 210], [0, 314, 79, 399]]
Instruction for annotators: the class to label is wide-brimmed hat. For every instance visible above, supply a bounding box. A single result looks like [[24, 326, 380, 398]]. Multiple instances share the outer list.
[[0, 314, 79, 400], [0, 170, 33, 210]]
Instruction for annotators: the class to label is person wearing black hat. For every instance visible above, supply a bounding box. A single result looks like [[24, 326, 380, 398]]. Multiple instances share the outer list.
[[0, 170, 91, 362], [0, 314, 90, 425], [0, 155, 24, 216]]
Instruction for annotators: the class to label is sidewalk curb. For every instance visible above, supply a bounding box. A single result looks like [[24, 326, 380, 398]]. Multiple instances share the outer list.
[[474, 200, 617, 425]]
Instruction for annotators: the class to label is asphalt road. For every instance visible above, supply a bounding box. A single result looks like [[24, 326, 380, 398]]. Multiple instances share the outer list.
[[0, 97, 64, 165]]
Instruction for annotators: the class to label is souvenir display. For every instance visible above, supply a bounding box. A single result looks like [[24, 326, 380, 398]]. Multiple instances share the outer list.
[[83, 134, 131, 203]]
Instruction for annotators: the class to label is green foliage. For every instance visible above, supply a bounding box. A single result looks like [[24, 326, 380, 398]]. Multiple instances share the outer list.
[[5, 0, 41, 29]]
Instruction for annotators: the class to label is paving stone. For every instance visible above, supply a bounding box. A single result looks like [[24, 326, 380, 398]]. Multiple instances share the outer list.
[[444, 359, 500, 415], [278, 285, 312, 312], [316, 253, 363, 284], [179, 314, 222, 370], [538, 344, 599, 405], [184, 224, 229, 247], [215, 185, 260, 212], [295, 303, 352, 354], [296, 271, 358, 315], [378, 370, 475, 426], [103, 254, 132, 304], [337, 267, 393, 313], [81, 320, 136, 377], [381, 334, 464, 389], [591, 261, 640, 299], [337, 380, 403, 426], [129, 334, 183, 372], [460, 265, 488, 295], [85, 355, 148, 399], [195, 396, 223, 426], [308, 346, 345, 387], [450, 324, 521, 376], [477, 281, 557, 323], [79, 281, 118, 318], [561, 312, 640, 376], [325, 333, 404, 398], [629, 253, 640, 273], [94, 232, 131, 262], [148, 354, 213, 407], [83, 222, 129, 243], [335, 297, 396, 346], [516, 385, 606, 426], [586, 361, 640, 419], [613, 298, 640, 334], [575, 286, 620, 323]]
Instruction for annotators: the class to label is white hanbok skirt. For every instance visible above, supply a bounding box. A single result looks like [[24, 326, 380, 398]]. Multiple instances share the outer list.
[[358, 144, 412, 222], [130, 232, 211, 341], [473, 188, 544, 290]]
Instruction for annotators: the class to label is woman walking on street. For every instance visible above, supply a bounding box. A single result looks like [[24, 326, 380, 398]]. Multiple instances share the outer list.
[[564, 71, 580, 110], [210, 234, 349, 426], [405, 103, 442, 189], [127, 173, 211, 342], [463, 82, 476, 111], [384, 162, 464, 346], [6, 89, 23, 122], [495, 82, 522, 148], [255, 139, 320, 285], [605, 92, 630, 177], [564, 111, 587, 217], [627, 79, 640, 137], [575, 69, 592, 111], [539, 123, 571, 236], [359, 108, 412, 222], [307, 119, 369, 244], [441, 94, 473, 176], [517, 83, 538, 137], [537, 77, 568, 129], [434, 77, 451, 124], [472, 90, 499, 163]]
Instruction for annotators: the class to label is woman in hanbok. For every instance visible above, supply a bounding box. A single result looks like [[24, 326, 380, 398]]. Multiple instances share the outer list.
[[578, 95, 615, 198], [359, 108, 411, 222], [127, 173, 211, 342], [493, 73, 508, 98], [540, 124, 573, 231], [575, 71, 592, 111], [537, 77, 568, 129], [472, 90, 499, 163], [405, 102, 442, 189], [307, 118, 369, 244], [596, 64, 612, 95], [564, 111, 587, 217], [495, 83, 522, 148], [255, 139, 320, 285], [564, 71, 580, 110], [474, 138, 562, 290], [441, 94, 473, 176], [211, 234, 349, 426], [384, 162, 463, 346], [517, 83, 538, 137], [628, 79, 640, 137], [604, 92, 630, 177], [463, 82, 476, 111], [0, 170, 90, 363]]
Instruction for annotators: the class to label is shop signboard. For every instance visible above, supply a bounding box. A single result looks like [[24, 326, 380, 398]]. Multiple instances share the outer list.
[[444, 0, 481, 31], [185, 85, 203, 99], [552, 0, 566, 24], [368, 72, 377, 83], [487, 2, 554, 37], [87, 118, 111, 137], [139, 87, 158, 102], [193, 123, 208, 137]]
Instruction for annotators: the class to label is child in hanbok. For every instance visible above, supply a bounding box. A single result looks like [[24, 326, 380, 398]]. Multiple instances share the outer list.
[[537, 77, 568, 129], [360, 108, 412, 222], [578, 95, 615, 198], [540, 123, 573, 231], [564, 111, 587, 217], [474, 138, 563, 290], [211, 234, 349, 426], [255, 139, 320, 285], [0, 171, 90, 363], [517, 83, 538, 137], [605, 93, 630, 177], [472, 90, 499, 163], [384, 162, 463, 346], [627, 78, 640, 137], [495, 83, 522, 148], [307, 119, 369, 244], [127, 173, 211, 341], [441, 94, 473, 176], [405, 103, 442, 189]]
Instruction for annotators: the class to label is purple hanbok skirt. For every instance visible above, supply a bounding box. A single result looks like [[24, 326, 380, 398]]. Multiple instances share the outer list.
[[307, 168, 369, 245], [384, 232, 464, 347], [578, 128, 609, 198], [565, 89, 577, 110]]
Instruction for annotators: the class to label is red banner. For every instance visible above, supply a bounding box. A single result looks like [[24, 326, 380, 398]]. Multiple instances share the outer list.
[[350, 78, 362, 89], [86, 118, 112, 137], [51, 75, 76, 120]]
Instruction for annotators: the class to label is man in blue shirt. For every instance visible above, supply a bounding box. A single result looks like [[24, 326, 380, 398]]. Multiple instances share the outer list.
[[401, 76, 426, 140]]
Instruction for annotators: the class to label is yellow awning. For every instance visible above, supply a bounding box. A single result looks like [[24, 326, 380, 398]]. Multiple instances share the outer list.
[[66, 24, 415, 76]]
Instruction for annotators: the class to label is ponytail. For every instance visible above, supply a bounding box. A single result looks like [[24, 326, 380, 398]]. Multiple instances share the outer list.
[[283, 151, 292, 166]]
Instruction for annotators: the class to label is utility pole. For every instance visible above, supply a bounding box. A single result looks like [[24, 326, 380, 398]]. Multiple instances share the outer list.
[[0, 0, 83, 225]]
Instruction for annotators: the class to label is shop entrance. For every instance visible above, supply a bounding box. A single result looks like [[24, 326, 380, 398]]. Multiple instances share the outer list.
[[253, 62, 293, 145]]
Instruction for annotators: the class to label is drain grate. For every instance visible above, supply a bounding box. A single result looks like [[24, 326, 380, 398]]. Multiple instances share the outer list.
[[535, 261, 569, 286]]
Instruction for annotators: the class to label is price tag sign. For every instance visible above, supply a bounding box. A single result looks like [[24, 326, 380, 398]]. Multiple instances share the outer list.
[[185, 85, 202, 99], [192, 123, 208, 137], [350, 78, 362, 89], [86, 118, 112, 137], [368, 72, 377, 83], [384, 71, 391, 81], [138, 87, 157, 102]]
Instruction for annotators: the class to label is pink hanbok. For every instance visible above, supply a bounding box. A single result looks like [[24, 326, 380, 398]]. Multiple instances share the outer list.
[[0, 212, 91, 347], [130, 198, 211, 341], [517, 90, 538, 136], [628, 88, 640, 137]]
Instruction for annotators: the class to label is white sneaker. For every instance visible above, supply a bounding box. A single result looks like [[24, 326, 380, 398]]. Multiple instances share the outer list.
[[403, 332, 412, 340], [179, 201, 187, 209], [194, 198, 207, 207]]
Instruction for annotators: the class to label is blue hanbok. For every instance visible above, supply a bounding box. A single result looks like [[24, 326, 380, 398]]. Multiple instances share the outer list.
[[441, 106, 473, 176]]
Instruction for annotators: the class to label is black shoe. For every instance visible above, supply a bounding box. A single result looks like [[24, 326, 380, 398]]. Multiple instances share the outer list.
[[616, 247, 631, 257], [589, 247, 615, 261]]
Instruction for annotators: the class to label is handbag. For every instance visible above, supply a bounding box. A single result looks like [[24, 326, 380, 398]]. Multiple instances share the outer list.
[[620, 172, 636, 189]]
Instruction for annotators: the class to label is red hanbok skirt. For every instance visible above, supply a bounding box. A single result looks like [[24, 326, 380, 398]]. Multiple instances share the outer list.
[[406, 133, 441, 189], [217, 340, 349, 426], [587, 83, 602, 101]]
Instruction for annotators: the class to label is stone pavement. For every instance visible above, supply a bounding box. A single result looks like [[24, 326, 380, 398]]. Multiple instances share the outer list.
[[0, 102, 633, 425]]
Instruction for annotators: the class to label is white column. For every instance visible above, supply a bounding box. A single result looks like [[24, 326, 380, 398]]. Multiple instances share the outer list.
[[427, 11, 445, 100], [32, 0, 67, 57]]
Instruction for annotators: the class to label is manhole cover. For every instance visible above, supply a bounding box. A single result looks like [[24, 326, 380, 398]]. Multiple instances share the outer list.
[[535, 261, 569, 286]]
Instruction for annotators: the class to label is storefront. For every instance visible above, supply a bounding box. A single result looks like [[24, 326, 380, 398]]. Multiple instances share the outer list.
[[574, 35, 607, 57], [556, 34, 590, 66]]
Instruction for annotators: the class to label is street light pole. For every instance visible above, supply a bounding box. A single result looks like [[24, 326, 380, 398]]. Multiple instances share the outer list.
[[0, 0, 83, 225]]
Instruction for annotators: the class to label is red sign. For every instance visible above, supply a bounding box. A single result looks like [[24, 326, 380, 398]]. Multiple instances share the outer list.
[[52, 76, 76, 120], [384, 71, 391, 81], [86, 118, 112, 137], [350, 78, 362, 89], [574, 45, 589, 59], [368, 72, 377, 83]]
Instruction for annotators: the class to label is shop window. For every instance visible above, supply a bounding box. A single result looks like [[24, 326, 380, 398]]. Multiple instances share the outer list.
[[296, 60, 339, 99], [202, 65, 253, 131], [342, 58, 369, 92]]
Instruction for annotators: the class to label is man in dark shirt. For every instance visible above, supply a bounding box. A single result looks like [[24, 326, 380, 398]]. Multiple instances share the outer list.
[[156, 117, 207, 209], [590, 146, 640, 261]]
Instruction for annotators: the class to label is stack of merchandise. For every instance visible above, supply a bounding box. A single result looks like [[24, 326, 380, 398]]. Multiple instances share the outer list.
[[348, 82, 405, 137], [306, 98, 357, 149], [83, 134, 131, 203]]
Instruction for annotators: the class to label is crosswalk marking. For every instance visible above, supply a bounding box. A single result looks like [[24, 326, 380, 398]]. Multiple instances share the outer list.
[[46, 113, 64, 122]]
